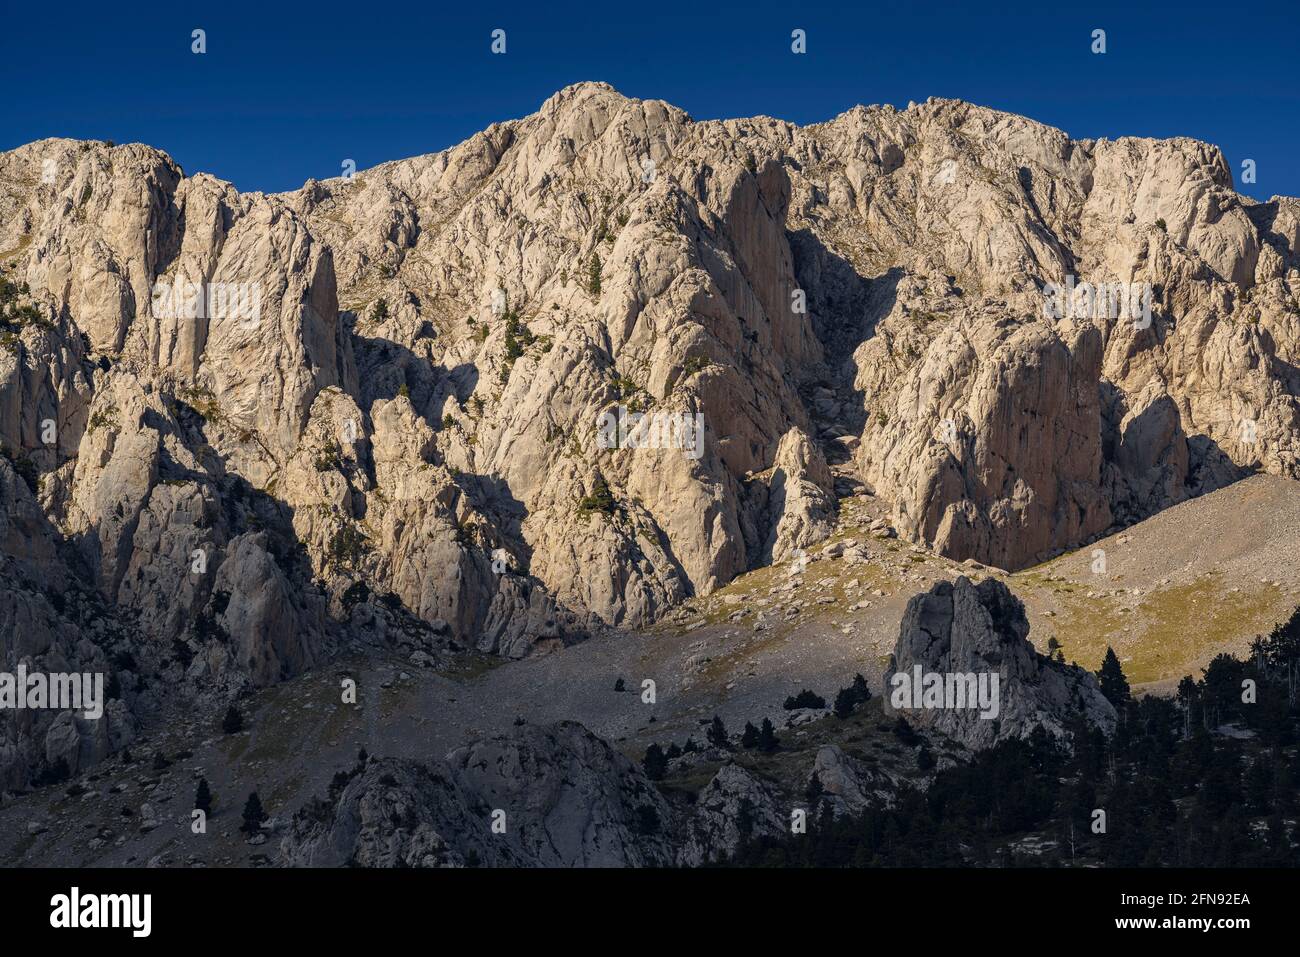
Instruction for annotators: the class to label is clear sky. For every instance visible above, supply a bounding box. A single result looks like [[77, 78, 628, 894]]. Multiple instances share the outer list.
[[2, 0, 1297, 199]]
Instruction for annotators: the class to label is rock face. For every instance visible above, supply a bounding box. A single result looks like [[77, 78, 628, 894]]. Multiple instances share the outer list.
[[754, 427, 837, 563], [858, 318, 1112, 569], [281, 722, 675, 867], [446, 722, 675, 867], [0, 458, 136, 790], [2, 83, 1299, 780], [826, 103, 1300, 568], [677, 761, 788, 866], [808, 745, 898, 818], [280, 755, 508, 868], [884, 577, 1116, 750], [4, 87, 1294, 647]]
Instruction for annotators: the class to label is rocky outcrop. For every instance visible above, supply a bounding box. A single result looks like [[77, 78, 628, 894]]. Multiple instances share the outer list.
[[754, 427, 836, 563], [280, 756, 514, 868], [857, 316, 1111, 569], [884, 577, 1116, 750], [822, 102, 1300, 568], [209, 532, 329, 687], [282, 721, 674, 867], [446, 721, 675, 866], [676, 761, 787, 866], [0, 458, 136, 790], [282, 720, 882, 868], [807, 745, 897, 818]]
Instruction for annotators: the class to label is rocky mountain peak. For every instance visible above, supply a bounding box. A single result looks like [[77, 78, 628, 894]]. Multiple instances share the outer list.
[[2, 84, 1298, 789]]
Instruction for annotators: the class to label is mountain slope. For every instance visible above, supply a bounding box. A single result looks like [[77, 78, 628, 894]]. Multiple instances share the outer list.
[[3, 83, 1300, 795]]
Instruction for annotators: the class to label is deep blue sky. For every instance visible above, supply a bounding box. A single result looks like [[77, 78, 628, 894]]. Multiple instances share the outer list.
[[2, 0, 1297, 199]]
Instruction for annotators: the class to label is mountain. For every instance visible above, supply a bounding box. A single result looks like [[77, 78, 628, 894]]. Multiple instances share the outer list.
[[2, 83, 1299, 862]]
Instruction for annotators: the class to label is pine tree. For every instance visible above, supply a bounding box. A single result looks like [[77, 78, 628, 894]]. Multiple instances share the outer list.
[[917, 744, 936, 771], [758, 717, 779, 753], [221, 705, 244, 734], [642, 743, 667, 781], [1202, 653, 1244, 727], [892, 716, 919, 746], [805, 771, 824, 804], [784, 689, 826, 710], [1097, 646, 1131, 707], [741, 721, 760, 748], [1177, 675, 1198, 738], [833, 687, 856, 719], [241, 792, 267, 834], [707, 714, 728, 749], [850, 673, 871, 703], [194, 778, 212, 813], [736, 798, 755, 840], [587, 253, 602, 295]]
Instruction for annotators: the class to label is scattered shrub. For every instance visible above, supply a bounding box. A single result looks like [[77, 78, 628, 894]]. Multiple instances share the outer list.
[[784, 689, 826, 711], [576, 475, 616, 518]]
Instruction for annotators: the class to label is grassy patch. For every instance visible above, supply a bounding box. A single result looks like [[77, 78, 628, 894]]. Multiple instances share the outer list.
[[1044, 573, 1284, 683], [0, 235, 33, 263], [439, 652, 505, 683]]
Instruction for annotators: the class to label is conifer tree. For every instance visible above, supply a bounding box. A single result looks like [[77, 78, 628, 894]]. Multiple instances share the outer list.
[[195, 778, 212, 814], [241, 792, 267, 834], [805, 771, 824, 804], [851, 673, 871, 703], [834, 687, 856, 719], [707, 714, 728, 749], [642, 743, 667, 781], [1097, 646, 1131, 707], [221, 705, 244, 734]]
